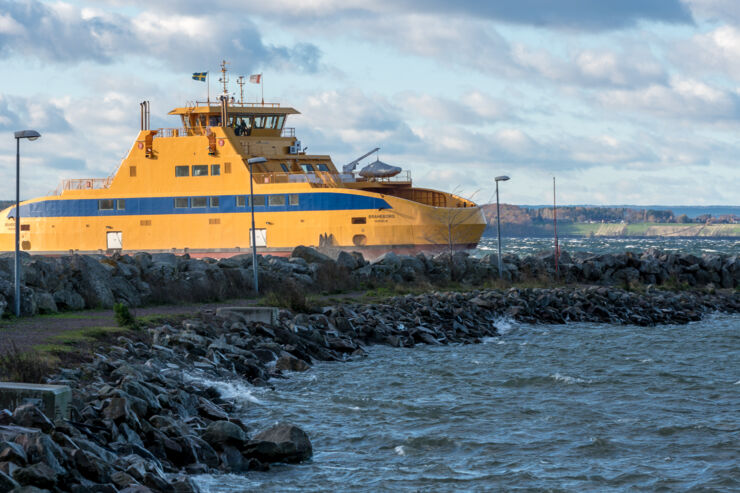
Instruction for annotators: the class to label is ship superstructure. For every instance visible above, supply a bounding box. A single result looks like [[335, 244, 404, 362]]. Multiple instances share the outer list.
[[0, 63, 486, 258]]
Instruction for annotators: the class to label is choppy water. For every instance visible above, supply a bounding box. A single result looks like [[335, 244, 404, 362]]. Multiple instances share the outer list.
[[195, 313, 740, 492], [475, 235, 739, 257]]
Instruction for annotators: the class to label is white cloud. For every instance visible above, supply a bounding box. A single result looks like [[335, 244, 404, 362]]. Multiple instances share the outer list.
[[0, 0, 321, 72], [597, 76, 740, 120]]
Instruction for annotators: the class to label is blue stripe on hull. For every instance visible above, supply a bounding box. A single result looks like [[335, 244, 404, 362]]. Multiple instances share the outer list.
[[8, 192, 392, 219]]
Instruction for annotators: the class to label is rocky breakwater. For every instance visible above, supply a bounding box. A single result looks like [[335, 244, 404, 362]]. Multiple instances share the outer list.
[[0, 247, 738, 317], [2, 283, 739, 491]]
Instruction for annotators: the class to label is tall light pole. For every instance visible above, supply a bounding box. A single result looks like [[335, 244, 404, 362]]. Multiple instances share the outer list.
[[495, 175, 510, 279], [13, 130, 41, 317], [247, 157, 267, 294]]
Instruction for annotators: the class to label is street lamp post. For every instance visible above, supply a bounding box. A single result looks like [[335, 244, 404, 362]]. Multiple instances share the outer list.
[[246, 157, 267, 294], [13, 130, 41, 317], [494, 175, 510, 279]]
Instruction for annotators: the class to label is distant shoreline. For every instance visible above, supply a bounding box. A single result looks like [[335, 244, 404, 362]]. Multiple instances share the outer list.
[[485, 223, 740, 238]]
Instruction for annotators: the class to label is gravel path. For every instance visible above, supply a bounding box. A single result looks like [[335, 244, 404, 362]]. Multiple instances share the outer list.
[[0, 299, 258, 354]]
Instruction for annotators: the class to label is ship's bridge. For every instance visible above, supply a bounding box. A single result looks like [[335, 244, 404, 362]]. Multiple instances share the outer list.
[[167, 103, 300, 138]]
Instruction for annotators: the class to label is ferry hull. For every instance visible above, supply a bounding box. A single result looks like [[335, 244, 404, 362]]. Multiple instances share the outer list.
[[0, 192, 486, 260]]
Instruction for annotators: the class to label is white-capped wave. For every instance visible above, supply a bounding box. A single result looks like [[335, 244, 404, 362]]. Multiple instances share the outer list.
[[494, 317, 515, 335], [183, 372, 263, 405], [394, 445, 406, 456], [551, 373, 590, 384]]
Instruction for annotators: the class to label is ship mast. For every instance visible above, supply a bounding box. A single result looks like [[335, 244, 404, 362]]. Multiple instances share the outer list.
[[219, 60, 230, 97], [237, 75, 245, 104]]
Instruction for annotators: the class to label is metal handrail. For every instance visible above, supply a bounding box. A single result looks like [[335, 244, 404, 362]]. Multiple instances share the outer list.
[[50, 177, 113, 195], [153, 128, 192, 138], [250, 170, 412, 187], [194, 101, 282, 108], [281, 127, 295, 137]]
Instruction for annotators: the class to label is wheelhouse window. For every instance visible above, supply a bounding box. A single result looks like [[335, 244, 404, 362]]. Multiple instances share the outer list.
[[210, 197, 219, 207], [98, 199, 115, 210], [276, 115, 285, 129], [174, 197, 188, 208], [236, 196, 246, 207], [192, 165, 208, 176], [175, 166, 189, 177], [316, 163, 330, 172], [268, 195, 286, 207], [191, 197, 207, 208], [116, 199, 126, 210], [289, 194, 299, 206], [211, 164, 220, 176], [300, 163, 315, 173]]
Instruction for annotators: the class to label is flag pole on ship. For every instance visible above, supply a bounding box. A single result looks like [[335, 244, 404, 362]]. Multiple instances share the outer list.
[[249, 73, 263, 104]]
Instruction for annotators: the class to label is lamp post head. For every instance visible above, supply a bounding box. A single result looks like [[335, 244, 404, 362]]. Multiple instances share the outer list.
[[14, 130, 41, 141], [247, 156, 267, 164], [495, 175, 510, 182]]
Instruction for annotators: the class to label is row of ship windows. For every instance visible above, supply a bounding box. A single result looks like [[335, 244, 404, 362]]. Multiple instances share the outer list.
[[98, 195, 300, 210], [173, 163, 331, 177], [175, 165, 221, 177]]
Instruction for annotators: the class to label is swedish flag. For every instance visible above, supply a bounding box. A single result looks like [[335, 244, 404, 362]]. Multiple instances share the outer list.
[[192, 72, 207, 82]]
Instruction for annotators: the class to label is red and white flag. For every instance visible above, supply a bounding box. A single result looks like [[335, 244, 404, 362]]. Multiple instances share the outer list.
[[249, 74, 262, 83]]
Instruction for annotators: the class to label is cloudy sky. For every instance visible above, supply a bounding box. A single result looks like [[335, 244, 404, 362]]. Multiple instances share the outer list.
[[1, 0, 739, 205]]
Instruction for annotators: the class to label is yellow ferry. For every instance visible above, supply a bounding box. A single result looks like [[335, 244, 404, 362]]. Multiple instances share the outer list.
[[0, 64, 486, 259]]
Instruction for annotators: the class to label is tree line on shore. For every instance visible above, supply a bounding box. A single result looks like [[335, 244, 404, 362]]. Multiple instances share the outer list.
[[481, 203, 737, 225]]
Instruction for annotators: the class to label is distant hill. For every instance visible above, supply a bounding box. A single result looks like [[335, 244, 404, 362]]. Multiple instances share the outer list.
[[481, 204, 739, 237], [521, 205, 740, 219]]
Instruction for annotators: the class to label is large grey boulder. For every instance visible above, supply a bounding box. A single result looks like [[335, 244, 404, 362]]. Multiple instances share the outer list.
[[33, 292, 57, 314], [246, 423, 312, 464], [63, 255, 115, 308], [336, 251, 359, 270], [12, 462, 58, 489], [12, 405, 54, 434], [275, 354, 311, 372], [200, 421, 247, 449], [291, 246, 334, 265]]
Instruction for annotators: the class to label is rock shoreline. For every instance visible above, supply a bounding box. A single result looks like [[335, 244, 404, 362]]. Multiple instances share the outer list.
[[1, 283, 739, 491], [0, 246, 738, 316]]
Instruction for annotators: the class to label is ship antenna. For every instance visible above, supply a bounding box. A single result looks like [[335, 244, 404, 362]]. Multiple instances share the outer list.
[[219, 60, 230, 97], [237, 75, 245, 105]]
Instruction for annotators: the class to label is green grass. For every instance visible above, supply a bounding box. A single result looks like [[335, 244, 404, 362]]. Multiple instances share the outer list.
[[44, 326, 129, 346], [34, 311, 107, 320], [559, 223, 603, 235]]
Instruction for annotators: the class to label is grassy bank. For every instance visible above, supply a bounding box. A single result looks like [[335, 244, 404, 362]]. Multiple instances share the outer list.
[[556, 222, 740, 237]]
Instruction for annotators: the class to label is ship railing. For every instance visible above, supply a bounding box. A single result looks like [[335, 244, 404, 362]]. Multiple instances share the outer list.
[[193, 101, 282, 108], [153, 128, 192, 138], [250, 170, 412, 187], [281, 127, 295, 137], [51, 177, 114, 195]]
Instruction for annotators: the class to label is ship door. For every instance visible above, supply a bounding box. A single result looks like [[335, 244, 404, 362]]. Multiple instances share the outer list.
[[250, 228, 266, 247], [106, 231, 123, 250]]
